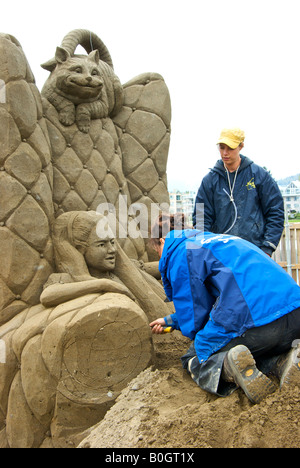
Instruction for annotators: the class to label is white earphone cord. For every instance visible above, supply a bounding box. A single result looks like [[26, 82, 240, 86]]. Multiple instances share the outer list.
[[222, 165, 239, 234]]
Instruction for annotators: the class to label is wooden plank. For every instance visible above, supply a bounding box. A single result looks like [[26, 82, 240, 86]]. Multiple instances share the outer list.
[[273, 223, 300, 285]]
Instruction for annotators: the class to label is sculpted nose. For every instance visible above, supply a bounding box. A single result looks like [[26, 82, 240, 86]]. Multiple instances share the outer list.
[[108, 241, 117, 253]]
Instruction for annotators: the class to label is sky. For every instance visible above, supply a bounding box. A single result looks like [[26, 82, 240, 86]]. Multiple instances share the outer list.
[[2, 0, 300, 191]]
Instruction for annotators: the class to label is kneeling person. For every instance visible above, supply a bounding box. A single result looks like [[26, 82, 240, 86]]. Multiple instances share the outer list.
[[150, 214, 300, 404]]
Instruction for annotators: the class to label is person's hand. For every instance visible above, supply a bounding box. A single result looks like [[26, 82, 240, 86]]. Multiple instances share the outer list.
[[149, 318, 166, 334]]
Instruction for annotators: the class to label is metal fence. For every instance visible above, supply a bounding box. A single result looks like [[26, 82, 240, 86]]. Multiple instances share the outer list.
[[273, 222, 300, 285]]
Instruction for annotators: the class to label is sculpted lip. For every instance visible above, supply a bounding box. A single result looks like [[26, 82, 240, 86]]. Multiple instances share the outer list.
[[105, 255, 116, 262], [73, 82, 102, 88]]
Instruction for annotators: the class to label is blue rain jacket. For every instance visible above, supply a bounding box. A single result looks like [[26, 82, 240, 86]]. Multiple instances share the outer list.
[[160, 230, 300, 363]]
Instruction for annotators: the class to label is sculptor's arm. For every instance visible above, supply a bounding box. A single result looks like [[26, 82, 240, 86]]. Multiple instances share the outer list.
[[40, 279, 135, 308]]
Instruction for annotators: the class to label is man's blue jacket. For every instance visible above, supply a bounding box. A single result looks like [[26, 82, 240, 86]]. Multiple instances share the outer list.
[[160, 230, 300, 363], [192, 155, 284, 255]]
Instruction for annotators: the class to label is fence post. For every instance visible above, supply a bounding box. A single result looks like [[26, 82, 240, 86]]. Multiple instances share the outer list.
[[283, 197, 292, 277]]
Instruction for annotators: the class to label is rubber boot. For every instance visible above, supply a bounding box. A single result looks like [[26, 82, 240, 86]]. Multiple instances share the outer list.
[[222, 345, 277, 404], [272, 342, 300, 389]]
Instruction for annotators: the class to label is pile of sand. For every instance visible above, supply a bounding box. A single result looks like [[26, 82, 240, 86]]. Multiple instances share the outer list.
[[79, 332, 300, 449]]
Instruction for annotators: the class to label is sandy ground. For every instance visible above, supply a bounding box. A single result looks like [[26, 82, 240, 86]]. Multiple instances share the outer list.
[[79, 331, 300, 449]]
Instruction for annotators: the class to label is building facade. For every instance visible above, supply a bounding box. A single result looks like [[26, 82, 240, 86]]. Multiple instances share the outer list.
[[279, 180, 300, 214], [169, 190, 196, 224]]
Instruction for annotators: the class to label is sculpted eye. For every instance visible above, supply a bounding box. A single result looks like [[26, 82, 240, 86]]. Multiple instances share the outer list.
[[74, 67, 82, 73], [91, 69, 99, 76]]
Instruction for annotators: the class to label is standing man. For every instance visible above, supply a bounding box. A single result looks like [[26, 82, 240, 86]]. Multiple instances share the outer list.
[[193, 128, 284, 256]]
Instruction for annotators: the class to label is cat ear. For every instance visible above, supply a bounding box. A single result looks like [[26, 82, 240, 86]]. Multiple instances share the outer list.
[[55, 47, 71, 64], [41, 59, 56, 72], [41, 47, 71, 72], [88, 49, 100, 64]]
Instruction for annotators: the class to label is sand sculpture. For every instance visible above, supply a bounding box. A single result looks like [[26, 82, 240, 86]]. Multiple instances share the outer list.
[[0, 30, 172, 447]]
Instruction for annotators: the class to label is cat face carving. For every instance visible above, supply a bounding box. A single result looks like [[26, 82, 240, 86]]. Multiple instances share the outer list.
[[54, 47, 104, 103], [42, 45, 124, 132]]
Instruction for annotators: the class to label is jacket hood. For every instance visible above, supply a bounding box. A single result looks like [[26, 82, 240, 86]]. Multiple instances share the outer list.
[[212, 154, 253, 177], [159, 229, 199, 275]]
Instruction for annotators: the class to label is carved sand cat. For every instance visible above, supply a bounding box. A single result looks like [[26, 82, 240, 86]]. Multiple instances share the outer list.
[[41, 29, 171, 262], [42, 47, 123, 133]]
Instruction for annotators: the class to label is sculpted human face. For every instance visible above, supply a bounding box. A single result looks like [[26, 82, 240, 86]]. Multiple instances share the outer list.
[[84, 227, 117, 273], [218, 143, 243, 172]]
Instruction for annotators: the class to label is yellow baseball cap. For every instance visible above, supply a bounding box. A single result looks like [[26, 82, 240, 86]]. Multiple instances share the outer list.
[[217, 127, 245, 149]]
